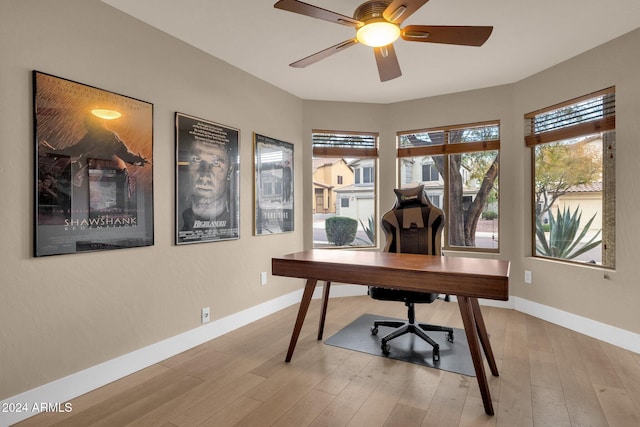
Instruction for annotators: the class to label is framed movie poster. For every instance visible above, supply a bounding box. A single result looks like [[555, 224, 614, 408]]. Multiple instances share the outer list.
[[254, 133, 294, 235], [34, 71, 154, 257], [175, 113, 240, 244]]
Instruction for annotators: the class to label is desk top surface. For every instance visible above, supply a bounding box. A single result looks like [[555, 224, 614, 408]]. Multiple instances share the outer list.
[[272, 249, 510, 300]]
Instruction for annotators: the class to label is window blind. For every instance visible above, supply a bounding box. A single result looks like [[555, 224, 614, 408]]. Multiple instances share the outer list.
[[312, 131, 378, 157], [397, 121, 499, 157], [525, 87, 615, 146]]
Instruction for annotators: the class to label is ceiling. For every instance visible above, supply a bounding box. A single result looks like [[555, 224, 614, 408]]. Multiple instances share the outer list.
[[101, 0, 640, 104]]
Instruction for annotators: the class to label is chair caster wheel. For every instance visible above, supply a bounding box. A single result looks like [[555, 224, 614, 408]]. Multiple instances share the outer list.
[[447, 332, 454, 343], [371, 327, 378, 336], [382, 343, 391, 355], [433, 351, 440, 362]]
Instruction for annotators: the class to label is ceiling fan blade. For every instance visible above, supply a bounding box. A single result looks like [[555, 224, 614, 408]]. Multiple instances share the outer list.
[[374, 44, 402, 82], [401, 25, 493, 46], [383, 0, 430, 24], [274, 0, 362, 28], [290, 39, 358, 68]]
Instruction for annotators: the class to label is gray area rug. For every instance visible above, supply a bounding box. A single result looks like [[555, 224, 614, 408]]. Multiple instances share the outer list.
[[324, 313, 476, 376]]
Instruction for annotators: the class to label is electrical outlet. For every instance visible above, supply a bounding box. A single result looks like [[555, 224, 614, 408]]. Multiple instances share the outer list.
[[201, 307, 210, 324], [524, 270, 532, 284], [260, 272, 267, 286]]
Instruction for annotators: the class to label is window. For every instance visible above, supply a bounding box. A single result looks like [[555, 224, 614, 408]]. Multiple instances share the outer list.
[[398, 121, 500, 251], [422, 163, 440, 182], [312, 131, 378, 248], [427, 193, 441, 208], [362, 167, 374, 184], [526, 87, 615, 268]]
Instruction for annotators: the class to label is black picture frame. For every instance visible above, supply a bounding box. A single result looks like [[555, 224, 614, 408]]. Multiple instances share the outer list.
[[175, 112, 240, 244], [254, 133, 294, 235], [33, 71, 154, 256]]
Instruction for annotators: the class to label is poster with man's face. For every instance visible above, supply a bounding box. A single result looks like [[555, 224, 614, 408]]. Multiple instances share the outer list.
[[175, 113, 240, 244]]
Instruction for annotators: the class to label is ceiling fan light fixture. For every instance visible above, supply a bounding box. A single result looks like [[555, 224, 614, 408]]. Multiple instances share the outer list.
[[273, 0, 493, 82], [356, 21, 400, 47]]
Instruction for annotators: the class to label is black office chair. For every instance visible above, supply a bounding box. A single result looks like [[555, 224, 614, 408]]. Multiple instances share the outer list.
[[369, 185, 454, 362]]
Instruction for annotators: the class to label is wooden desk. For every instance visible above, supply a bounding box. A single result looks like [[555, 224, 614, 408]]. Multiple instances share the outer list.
[[272, 249, 510, 416]]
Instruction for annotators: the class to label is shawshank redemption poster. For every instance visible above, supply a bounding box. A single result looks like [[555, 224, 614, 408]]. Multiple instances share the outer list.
[[34, 71, 154, 256], [175, 112, 240, 244]]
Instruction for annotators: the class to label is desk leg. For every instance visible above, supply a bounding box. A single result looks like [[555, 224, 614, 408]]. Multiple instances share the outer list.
[[317, 281, 331, 340], [471, 298, 499, 377], [458, 296, 494, 416], [285, 279, 318, 363]]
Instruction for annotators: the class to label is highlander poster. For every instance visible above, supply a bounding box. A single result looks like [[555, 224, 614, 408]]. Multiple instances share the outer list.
[[254, 133, 294, 235], [34, 71, 154, 257], [175, 113, 240, 244]]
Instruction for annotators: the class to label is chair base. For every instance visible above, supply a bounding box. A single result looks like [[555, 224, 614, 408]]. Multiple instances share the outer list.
[[370, 303, 454, 362]]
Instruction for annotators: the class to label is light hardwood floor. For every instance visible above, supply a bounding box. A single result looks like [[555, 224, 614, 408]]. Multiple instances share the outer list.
[[17, 295, 640, 427]]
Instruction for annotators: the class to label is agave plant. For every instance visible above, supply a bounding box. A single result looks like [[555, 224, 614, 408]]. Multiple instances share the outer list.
[[358, 215, 376, 245], [535, 205, 601, 260]]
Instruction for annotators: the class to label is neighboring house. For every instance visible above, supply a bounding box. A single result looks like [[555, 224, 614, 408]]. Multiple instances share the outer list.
[[399, 157, 479, 211], [312, 158, 353, 213], [334, 158, 375, 223]]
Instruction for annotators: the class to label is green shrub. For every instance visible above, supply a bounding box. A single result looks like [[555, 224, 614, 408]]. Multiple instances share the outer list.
[[482, 211, 498, 220], [325, 216, 358, 246]]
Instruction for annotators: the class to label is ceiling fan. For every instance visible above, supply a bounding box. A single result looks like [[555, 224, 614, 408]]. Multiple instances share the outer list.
[[274, 0, 493, 82]]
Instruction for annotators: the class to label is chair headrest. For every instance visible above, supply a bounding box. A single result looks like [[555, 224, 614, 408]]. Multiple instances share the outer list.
[[393, 185, 431, 209]]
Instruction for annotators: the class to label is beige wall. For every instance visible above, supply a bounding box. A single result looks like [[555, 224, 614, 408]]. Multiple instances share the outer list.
[[0, 0, 304, 400], [2, 0, 639, 404], [512, 28, 640, 332]]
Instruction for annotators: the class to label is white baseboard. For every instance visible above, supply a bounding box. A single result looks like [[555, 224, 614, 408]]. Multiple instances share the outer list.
[[0, 288, 309, 427], [510, 296, 640, 354], [1, 285, 636, 426], [441, 295, 638, 353]]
